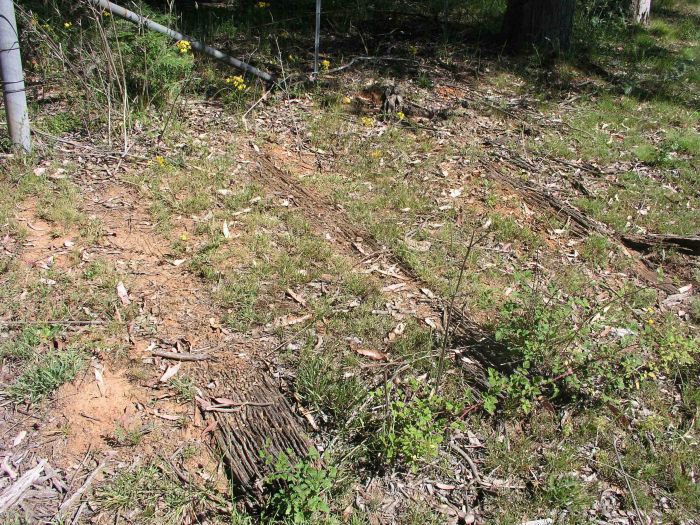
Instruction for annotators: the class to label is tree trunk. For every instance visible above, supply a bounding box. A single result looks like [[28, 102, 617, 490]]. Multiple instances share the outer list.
[[502, 0, 576, 52], [630, 0, 651, 24]]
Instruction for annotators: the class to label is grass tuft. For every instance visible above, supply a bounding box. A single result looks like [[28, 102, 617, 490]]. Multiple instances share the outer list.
[[7, 348, 86, 403]]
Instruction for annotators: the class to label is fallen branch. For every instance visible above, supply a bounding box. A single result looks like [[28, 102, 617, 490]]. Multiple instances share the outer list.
[[621, 233, 700, 256], [325, 56, 416, 74], [449, 442, 525, 491], [485, 163, 606, 237], [481, 162, 688, 294], [56, 462, 105, 520], [201, 402, 273, 412], [0, 460, 45, 515], [152, 351, 211, 362], [487, 149, 700, 258]]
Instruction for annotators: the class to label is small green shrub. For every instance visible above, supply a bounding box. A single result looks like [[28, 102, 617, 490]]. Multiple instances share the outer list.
[[374, 381, 464, 472], [110, 424, 147, 447], [43, 111, 82, 134], [169, 376, 196, 402], [485, 282, 700, 415], [109, 12, 194, 107], [261, 448, 336, 524], [690, 298, 700, 324]]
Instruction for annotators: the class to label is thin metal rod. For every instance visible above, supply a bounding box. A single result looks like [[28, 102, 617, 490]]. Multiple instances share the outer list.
[[313, 0, 321, 76], [0, 0, 31, 152], [86, 0, 274, 84]]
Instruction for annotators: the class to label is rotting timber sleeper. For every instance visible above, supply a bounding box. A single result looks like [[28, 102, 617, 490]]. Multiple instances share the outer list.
[[205, 374, 312, 498]]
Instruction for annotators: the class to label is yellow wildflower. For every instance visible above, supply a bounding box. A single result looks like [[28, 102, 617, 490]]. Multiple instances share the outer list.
[[225, 75, 247, 91], [180, 233, 188, 241], [361, 116, 374, 127], [371, 149, 382, 158], [155, 155, 166, 166], [255, 1, 271, 7], [341, 96, 352, 105], [647, 319, 655, 325], [396, 111, 405, 121], [63, 22, 72, 29], [176, 40, 192, 54], [320, 59, 330, 71], [102, 11, 111, 16]]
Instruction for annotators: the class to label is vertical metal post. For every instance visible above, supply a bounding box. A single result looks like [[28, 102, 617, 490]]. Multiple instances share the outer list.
[[0, 0, 31, 152], [313, 0, 321, 76]]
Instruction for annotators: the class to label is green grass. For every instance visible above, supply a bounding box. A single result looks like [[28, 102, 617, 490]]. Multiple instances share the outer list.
[[0, 325, 57, 362], [110, 424, 149, 447], [41, 111, 83, 135], [7, 347, 86, 403], [9, 1, 699, 523], [296, 348, 369, 427], [96, 461, 221, 524], [527, 0, 700, 237], [580, 233, 611, 268]]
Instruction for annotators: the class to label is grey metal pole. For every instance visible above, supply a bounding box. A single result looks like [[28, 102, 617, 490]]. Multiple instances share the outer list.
[[0, 0, 31, 152], [87, 0, 275, 84], [313, 0, 321, 76]]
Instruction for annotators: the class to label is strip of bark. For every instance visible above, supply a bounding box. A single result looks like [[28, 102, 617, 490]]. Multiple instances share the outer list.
[[621, 233, 700, 256]]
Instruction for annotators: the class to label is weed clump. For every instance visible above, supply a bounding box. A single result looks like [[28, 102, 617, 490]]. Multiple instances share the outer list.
[[370, 379, 465, 472], [261, 448, 337, 524]]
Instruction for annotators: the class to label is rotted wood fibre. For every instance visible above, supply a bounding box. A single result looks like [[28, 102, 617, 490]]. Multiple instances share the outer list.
[[207, 374, 312, 496]]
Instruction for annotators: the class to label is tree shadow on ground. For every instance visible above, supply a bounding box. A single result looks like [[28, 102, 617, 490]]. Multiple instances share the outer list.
[[185, 0, 698, 114]]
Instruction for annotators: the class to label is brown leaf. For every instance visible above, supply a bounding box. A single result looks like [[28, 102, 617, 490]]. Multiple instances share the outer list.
[[201, 419, 218, 438], [404, 238, 431, 252], [94, 364, 106, 397], [271, 313, 312, 329], [286, 288, 307, 307], [352, 241, 368, 255], [213, 397, 238, 407], [381, 282, 406, 293], [12, 431, 27, 448], [152, 410, 182, 421], [387, 322, 406, 342], [354, 347, 387, 361]]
